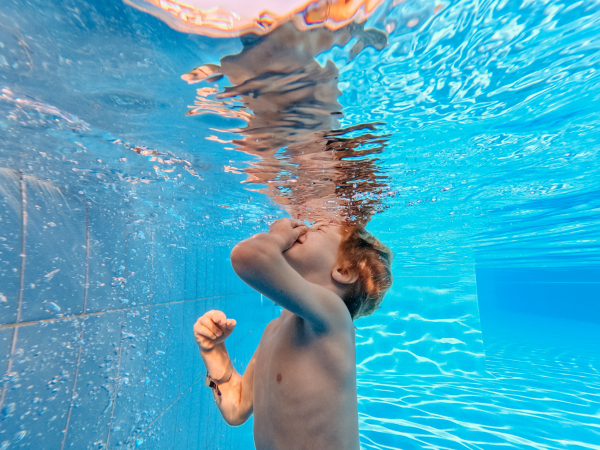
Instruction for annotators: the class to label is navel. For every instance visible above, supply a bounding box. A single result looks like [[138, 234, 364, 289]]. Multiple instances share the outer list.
[[276, 373, 282, 383]]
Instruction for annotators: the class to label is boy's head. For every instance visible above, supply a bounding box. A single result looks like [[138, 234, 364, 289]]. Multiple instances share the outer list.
[[284, 221, 393, 320], [334, 226, 393, 320]]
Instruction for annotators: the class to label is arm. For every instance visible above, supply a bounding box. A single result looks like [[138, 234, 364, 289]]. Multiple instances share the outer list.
[[194, 310, 255, 426], [230, 219, 349, 332]]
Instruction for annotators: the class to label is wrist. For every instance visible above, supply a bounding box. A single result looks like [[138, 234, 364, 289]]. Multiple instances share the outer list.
[[252, 232, 286, 252], [267, 233, 288, 252], [199, 343, 231, 378], [199, 342, 226, 355]]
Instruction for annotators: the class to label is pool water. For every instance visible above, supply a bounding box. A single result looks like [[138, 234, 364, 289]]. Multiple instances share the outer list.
[[358, 303, 600, 449], [0, 0, 599, 448]]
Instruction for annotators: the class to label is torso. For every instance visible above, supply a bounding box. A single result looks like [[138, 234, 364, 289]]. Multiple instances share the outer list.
[[252, 309, 360, 450]]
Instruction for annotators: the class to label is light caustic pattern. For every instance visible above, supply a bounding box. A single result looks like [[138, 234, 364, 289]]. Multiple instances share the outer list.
[[357, 323, 600, 450]]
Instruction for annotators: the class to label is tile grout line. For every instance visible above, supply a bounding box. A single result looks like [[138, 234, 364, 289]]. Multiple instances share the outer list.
[[60, 201, 91, 450], [0, 293, 247, 329], [133, 304, 153, 447], [15, 170, 26, 324], [124, 224, 128, 293], [136, 375, 206, 444], [105, 310, 126, 448], [136, 250, 157, 448], [0, 170, 27, 410], [82, 203, 90, 314], [174, 262, 187, 445], [61, 327, 84, 450]]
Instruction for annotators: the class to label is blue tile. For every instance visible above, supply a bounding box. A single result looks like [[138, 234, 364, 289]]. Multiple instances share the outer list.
[[152, 232, 171, 305], [63, 311, 123, 449], [196, 246, 207, 299], [180, 301, 198, 394], [184, 245, 197, 300], [171, 239, 185, 303], [219, 246, 229, 296], [186, 383, 204, 450], [108, 307, 151, 448], [196, 383, 218, 449], [213, 246, 223, 297], [140, 303, 183, 430], [142, 400, 178, 450], [86, 204, 127, 313], [173, 387, 192, 450], [21, 176, 86, 321], [205, 246, 215, 298], [193, 301, 207, 384], [0, 169, 21, 325], [1, 320, 80, 448], [125, 223, 152, 308], [0, 327, 14, 376], [163, 303, 184, 404]]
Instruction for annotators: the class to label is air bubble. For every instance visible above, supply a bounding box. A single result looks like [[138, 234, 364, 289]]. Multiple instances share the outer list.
[[2, 403, 15, 417]]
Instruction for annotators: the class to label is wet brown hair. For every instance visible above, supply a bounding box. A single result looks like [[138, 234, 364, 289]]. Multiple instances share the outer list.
[[336, 226, 393, 320]]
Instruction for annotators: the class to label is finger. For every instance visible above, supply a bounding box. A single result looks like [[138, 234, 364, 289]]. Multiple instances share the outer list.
[[226, 318, 236, 328], [293, 225, 308, 239], [200, 316, 223, 337], [210, 310, 227, 325], [207, 310, 226, 320], [207, 311, 228, 331], [195, 324, 217, 340]]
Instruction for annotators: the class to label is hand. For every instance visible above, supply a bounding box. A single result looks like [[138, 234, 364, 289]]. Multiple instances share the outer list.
[[194, 310, 237, 351], [268, 218, 309, 251]]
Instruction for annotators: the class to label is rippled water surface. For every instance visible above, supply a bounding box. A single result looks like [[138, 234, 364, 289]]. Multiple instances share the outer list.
[[1, 0, 599, 261]]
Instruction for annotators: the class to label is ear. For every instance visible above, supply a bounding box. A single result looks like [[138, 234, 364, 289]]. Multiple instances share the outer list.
[[331, 265, 358, 285]]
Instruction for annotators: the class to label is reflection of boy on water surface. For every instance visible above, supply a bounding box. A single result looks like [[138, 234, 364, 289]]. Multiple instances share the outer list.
[[183, 20, 389, 224], [190, 20, 393, 450]]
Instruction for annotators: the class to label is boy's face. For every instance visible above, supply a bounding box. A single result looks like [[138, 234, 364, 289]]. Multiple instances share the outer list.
[[283, 221, 343, 282]]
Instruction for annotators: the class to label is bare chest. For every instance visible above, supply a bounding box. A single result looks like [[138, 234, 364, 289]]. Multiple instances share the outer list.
[[252, 314, 360, 450]]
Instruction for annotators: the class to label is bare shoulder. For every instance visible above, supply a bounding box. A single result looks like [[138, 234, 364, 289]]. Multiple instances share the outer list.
[[258, 316, 282, 341]]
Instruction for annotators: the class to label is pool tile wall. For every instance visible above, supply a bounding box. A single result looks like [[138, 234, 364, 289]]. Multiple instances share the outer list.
[[0, 169, 268, 449]]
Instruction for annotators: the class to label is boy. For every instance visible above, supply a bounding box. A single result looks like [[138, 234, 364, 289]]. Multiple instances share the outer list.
[[193, 218, 393, 449]]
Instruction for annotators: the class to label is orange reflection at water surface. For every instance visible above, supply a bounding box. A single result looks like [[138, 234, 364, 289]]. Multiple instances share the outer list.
[[124, 0, 384, 36]]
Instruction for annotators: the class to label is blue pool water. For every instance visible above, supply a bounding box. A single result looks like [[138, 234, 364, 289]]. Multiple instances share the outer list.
[[0, 0, 599, 448]]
